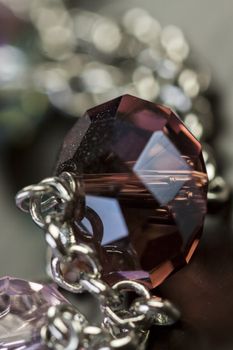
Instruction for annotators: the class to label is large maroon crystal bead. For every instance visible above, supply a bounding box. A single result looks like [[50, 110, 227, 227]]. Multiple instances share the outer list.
[[56, 95, 208, 288]]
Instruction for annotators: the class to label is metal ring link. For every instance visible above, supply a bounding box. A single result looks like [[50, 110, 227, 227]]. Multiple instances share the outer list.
[[75, 206, 104, 244], [131, 296, 181, 327], [30, 176, 75, 228], [42, 304, 139, 350], [16, 174, 73, 213], [41, 304, 87, 350], [103, 316, 149, 350], [109, 333, 139, 350], [59, 172, 77, 194], [45, 218, 75, 259], [50, 243, 102, 293], [68, 244, 102, 279], [60, 172, 86, 222], [208, 176, 231, 203], [104, 281, 151, 329], [15, 172, 79, 228], [16, 183, 53, 213], [80, 276, 120, 308], [83, 325, 139, 349], [40, 176, 74, 202]]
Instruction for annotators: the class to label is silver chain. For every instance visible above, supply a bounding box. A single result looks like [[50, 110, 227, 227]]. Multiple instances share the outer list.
[[16, 171, 180, 350]]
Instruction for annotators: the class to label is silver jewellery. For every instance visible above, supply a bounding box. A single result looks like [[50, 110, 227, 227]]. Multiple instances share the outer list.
[[12, 92, 230, 349], [16, 171, 180, 349], [0, 4, 230, 350]]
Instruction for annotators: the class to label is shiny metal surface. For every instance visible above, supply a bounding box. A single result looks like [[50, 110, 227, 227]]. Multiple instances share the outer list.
[[1, 0, 232, 280], [17, 171, 180, 349], [0, 2, 233, 349]]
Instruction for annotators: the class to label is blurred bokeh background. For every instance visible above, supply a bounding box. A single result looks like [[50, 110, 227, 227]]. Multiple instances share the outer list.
[[0, 1, 233, 348]]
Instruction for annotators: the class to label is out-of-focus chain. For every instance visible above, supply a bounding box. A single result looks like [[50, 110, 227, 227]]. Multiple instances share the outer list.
[[16, 171, 180, 350], [1, 1, 230, 201]]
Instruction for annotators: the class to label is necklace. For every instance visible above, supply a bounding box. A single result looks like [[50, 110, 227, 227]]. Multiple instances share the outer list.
[[3, 93, 227, 350], [0, 4, 231, 350]]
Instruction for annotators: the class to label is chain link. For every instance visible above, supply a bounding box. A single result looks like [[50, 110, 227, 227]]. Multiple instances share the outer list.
[[16, 172, 180, 349], [41, 304, 86, 350], [41, 303, 141, 349]]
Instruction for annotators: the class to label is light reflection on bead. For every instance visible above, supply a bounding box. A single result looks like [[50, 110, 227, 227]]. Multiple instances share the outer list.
[[41, 26, 75, 60], [133, 66, 160, 100], [34, 66, 69, 94], [184, 113, 203, 140], [92, 19, 122, 54], [123, 9, 161, 45], [32, 6, 70, 30], [179, 69, 200, 98], [156, 59, 180, 80], [138, 48, 162, 70], [203, 145, 217, 181], [197, 70, 211, 92], [193, 97, 214, 139], [60, 54, 90, 81], [121, 34, 144, 58], [160, 85, 191, 112], [161, 25, 189, 62], [122, 8, 149, 34], [81, 64, 114, 94], [0, 45, 27, 87], [73, 10, 98, 42], [0, 1, 215, 147]]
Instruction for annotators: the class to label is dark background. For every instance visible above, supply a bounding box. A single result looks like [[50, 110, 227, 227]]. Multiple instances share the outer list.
[[0, 1, 233, 349]]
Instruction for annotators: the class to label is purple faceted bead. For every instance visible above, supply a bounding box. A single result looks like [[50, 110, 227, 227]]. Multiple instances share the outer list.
[[56, 94, 208, 288], [0, 276, 68, 349]]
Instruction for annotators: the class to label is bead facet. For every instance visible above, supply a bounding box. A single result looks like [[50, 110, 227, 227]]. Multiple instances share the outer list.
[[0, 276, 68, 349]]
